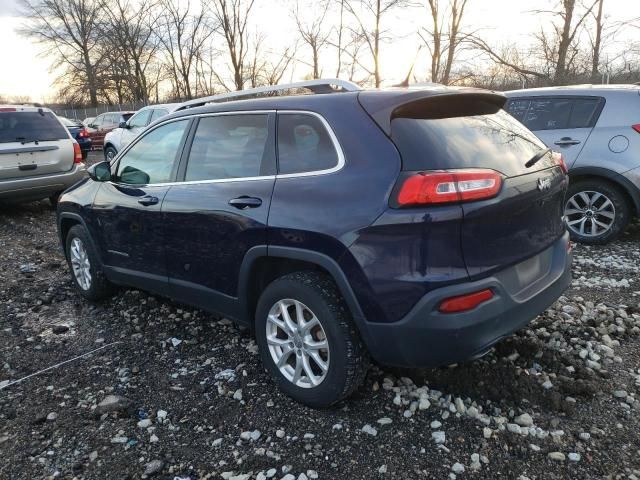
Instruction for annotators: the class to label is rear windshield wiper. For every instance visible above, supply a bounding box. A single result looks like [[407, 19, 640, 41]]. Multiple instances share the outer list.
[[525, 147, 551, 169], [16, 137, 40, 145]]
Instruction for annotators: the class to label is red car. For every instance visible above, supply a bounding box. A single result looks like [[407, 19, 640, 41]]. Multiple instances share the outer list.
[[87, 111, 134, 149]]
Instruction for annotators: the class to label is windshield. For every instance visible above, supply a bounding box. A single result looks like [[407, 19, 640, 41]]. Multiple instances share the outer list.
[[0, 111, 68, 143]]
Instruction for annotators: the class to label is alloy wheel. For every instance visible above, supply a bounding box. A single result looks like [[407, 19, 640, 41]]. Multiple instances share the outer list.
[[70, 237, 92, 290], [565, 190, 616, 237], [265, 299, 330, 388]]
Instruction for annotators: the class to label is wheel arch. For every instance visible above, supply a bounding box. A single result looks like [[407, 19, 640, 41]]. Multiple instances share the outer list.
[[569, 166, 640, 216], [57, 212, 103, 264], [238, 246, 372, 346]]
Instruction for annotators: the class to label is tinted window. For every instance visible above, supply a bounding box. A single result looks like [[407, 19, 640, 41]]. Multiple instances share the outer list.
[[184, 114, 270, 181], [0, 111, 68, 144], [523, 98, 572, 130], [569, 98, 602, 128], [122, 112, 134, 122], [277, 114, 338, 174], [505, 99, 530, 123], [391, 109, 548, 177], [116, 120, 188, 184], [129, 110, 151, 128], [150, 109, 168, 122]]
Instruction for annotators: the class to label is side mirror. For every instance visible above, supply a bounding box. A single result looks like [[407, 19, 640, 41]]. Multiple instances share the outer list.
[[87, 161, 112, 182], [119, 121, 129, 129]]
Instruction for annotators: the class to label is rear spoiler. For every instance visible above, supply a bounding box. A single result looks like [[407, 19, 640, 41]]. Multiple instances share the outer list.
[[357, 89, 507, 136]]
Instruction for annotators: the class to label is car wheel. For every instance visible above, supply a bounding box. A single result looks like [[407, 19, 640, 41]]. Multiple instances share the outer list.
[[65, 225, 114, 301], [104, 146, 117, 162], [255, 271, 369, 408], [565, 180, 630, 245]]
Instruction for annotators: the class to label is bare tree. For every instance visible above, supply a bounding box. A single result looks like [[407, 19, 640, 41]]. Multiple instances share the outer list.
[[590, 0, 604, 81], [155, 0, 214, 100], [211, 0, 256, 91], [292, 0, 331, 79], [420, 0, 469, 84], [343, 0, 406, 87], [20, 0, 105, 106]]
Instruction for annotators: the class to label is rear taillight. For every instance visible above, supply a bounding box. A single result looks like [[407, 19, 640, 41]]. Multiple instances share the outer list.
[[396, 169, 502, 206], [632, 124, 640, 134], [73, 142, 83, 164], [0, 107, 17, 112], [78, 128, 89, 138], [552, 151, 568, 174], [438, 288, 494, 313]]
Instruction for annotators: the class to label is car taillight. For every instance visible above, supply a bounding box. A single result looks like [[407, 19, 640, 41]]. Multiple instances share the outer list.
[[396, 169, 502, 206], [0, 107, 17, 112], [552, 151, 568, 174], [73, 142, 83, 164], [632, 124, 640, 134], [78, 128, 89, 138], [438, 289, 494, 314]]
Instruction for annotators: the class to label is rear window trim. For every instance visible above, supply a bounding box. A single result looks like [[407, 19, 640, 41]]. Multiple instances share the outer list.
[[506, 95, 606, 131]]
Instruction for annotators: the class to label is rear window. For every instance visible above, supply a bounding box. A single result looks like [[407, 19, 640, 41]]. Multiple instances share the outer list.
[[506, 96, 604, 130], [0, 111, 68, 144], [391, 109, 547, 177], [59, 117, 81, 127]]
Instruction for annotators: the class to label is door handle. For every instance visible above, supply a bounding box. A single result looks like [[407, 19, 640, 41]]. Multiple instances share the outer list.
[[229, 196, 262, 209], [554, 137, 581, 146], [138, 195, 159, 206]]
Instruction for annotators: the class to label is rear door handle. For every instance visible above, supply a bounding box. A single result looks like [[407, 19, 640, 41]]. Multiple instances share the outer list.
[[554, 137, 581, 146], [229, 196, 262, 209], [138, 195, 159, 206]]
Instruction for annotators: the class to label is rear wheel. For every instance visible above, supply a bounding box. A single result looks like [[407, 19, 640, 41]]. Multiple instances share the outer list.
[[565, 180, 630, 244], [65, 225, 114, 301], [255, 272, 369, 408], [104, 146, 117, 162]]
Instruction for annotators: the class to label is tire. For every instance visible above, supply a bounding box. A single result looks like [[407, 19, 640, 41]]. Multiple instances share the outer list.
[[104, 146, 117, 163], [565, 180, 631, 245], [65, 225, 114, 301], [255, 271, 369, 408]]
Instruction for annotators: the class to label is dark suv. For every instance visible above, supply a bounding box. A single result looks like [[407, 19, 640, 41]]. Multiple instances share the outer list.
[[56, 80, 572, 407]]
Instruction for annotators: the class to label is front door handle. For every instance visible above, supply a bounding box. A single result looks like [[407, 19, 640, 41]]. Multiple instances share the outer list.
[[138, 195, 159, 206], [229, 196, 262, 209], [554, 137, 581, 146]]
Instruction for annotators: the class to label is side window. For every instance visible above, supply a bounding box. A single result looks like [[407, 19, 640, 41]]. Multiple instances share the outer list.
[[104, 114, 117, 125], [569, 97, 602, 128], [277, 113, 339, 174], [92, 114, 104, 127], [129, 110, 152, 128], [115, 120, 189, 185], [184, 114, 270, 181], [523, 98, 572, 131], [150, 109, 168, 123], [505, 99, 531, 124]]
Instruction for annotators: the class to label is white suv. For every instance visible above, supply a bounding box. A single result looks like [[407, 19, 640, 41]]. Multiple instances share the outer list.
[[103, 103, 180, 161], [0, 105, 86, 205]]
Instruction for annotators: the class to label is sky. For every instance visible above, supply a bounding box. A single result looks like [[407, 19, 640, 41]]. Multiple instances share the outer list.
[[1, 0, 639, 103]]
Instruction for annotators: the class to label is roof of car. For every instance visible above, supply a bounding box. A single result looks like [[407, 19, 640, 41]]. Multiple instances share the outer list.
[[0, 105, 53, 113], [138, 103, 181, 112], [505, 84, 640, 96]]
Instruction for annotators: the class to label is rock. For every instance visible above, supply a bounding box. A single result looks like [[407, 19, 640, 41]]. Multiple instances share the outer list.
[[137, 419, 152, 428], [507, 423, 522, 434], [149, 434, 159, 443], [529, 444, 541, 452], [46, 412, 57, 422], [52, 325, 69, 334], [542, 380, 554, 390], [306, 470, 318, 479], [229, 474, 251, 480], [548, 452, 565, 461], [568, 452, 581, 462], [19, 264, 36, 274], [452, 463, 465, 474], [579, 432, 591, 441], [613, 390, 628, 399], [483, 427, 492, 439], [157, 410, 168, 423], [362, 424, 377, 436], [419, 398, 431, 410], [96, 395, 132, 415], [378, 465, 387, 473], [430, 420, 442, 429], [281, 475, 295, 480], [454, 397, 466, 414], [377, 417, 392, 425], [143, 459, 164, 476], [233, 389, 243, 401], [251, 430, 262, 441], [297, 474, 308, 480], [514, 413, 533, 427], [432, 431, 446, 444], [276, 429, 286, 438], [266, 468, 277, 478]]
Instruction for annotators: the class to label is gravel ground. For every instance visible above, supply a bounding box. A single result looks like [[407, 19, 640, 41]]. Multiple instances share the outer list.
[[1, 162, 640, 480]]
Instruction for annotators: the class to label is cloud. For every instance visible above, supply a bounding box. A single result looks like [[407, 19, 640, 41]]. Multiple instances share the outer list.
[[0, 0, 19, 17]]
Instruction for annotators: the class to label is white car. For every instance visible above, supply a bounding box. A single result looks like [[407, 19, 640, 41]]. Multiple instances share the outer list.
[[103, 103, 180, 161]]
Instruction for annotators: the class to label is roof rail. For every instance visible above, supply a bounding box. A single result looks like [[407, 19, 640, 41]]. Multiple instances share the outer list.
[[176, 78, 361, 111]]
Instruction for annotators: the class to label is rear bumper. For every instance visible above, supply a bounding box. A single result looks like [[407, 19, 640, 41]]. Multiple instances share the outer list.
[[77, 138, 92, 153], [364, 232, 572, 367], [0, 164, 87, 202]]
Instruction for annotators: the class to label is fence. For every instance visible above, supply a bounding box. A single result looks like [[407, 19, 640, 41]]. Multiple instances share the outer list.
[[52, 102, 148, 121]]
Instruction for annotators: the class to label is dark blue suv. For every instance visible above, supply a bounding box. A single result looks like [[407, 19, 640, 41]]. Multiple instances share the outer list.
[[56, 80, 572, 407]]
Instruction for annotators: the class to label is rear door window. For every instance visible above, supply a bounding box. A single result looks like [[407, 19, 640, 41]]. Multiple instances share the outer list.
[[0, 111, 68, 143], [524, 98, 572, 130], [277, 113, 339, 174], [184, 114, 272, 181]]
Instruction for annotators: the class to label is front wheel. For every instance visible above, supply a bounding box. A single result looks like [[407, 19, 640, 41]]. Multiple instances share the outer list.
[[104, 146, 117, 163], [65, 225, 115, 301], [255, 272, 369, 408], [564, 180, 631, 245]]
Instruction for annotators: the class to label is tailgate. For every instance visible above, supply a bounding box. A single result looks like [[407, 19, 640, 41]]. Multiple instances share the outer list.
[[0, 110, 74, 179]]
